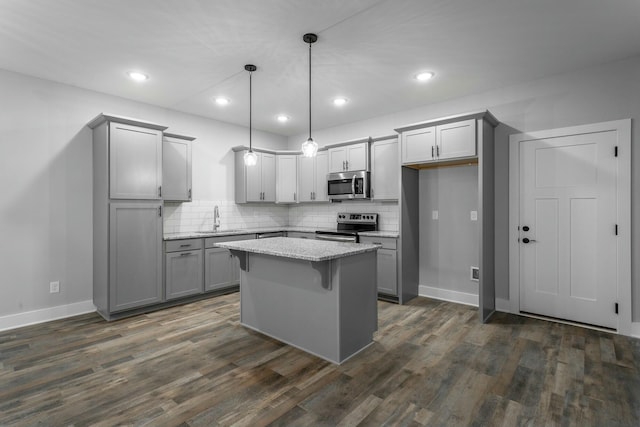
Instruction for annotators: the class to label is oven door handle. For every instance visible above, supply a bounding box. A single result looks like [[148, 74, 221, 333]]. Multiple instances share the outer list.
[[316, 234, 357, 243], [351, 175, 356, 198]]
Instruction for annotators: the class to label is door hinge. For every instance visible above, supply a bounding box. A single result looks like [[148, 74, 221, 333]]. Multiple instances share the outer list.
[[615, 224, 619, 235], [615, 302, 619, 314], [614, 146, 618, 157]]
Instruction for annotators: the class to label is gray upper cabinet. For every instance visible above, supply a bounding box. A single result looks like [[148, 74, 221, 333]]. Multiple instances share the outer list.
[[328, 140, 370, 172], [109, 122, 163, 199], [401, 126, 436, 164], [163, 133, 194, 202], [276, 154, 298, 203], [400, 118, 477, 165], [234, 149, 276, 203], [371, 136, 399, 200], [109, 201, 163, 312], [298, 150, 328, 202], [436, 119, 476, 160]]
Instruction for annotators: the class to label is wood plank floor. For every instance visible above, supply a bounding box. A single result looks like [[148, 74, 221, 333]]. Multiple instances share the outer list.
[[1, 293, 639, 426]]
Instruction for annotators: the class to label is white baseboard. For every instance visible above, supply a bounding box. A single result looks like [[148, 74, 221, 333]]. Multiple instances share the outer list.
[[0, 300, 96, 332], [418, 285, 478, 307], [496, 298, 511, 313]]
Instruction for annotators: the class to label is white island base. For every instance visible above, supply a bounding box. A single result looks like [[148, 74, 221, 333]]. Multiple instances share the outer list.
[[220, 238, 379, 364]]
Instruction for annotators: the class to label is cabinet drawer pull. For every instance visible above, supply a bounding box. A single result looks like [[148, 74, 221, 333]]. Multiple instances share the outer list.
[[180, 252, 192, 256], [179, 244, 191, 247]]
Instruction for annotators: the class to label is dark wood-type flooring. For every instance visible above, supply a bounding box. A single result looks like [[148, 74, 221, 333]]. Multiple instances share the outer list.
[[1, 293, 639, 426]]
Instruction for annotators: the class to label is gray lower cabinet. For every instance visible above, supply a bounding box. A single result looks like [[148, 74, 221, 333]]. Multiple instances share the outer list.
[[205, 234, 255, 291], [165, 239, 203, 300], [359, 236, 398, 296], [109, 201, 164, 312]]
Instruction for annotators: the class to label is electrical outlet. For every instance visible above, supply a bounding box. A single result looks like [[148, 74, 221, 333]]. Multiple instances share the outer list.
[[50, 281, 60, 293], [470, 267, 479, 282]]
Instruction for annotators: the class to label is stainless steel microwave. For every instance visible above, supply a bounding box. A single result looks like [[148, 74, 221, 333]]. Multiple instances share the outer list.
[[327, 170, 370, 201]]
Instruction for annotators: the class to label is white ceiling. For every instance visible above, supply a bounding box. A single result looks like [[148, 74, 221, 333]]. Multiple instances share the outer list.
[[1, 0, 639, 136]]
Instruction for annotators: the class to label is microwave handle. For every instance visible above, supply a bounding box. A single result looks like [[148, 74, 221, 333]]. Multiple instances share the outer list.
[[351, 175, 356, 197]]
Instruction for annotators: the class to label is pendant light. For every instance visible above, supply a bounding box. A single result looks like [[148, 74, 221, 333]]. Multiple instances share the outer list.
[[301, 33, 319, 157], [244, 64, 258, 166]]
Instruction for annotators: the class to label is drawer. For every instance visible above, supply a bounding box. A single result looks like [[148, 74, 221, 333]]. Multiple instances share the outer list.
[[205, 234, 255, 248], [359, 236, 397, 250], [165, 238, 203, 253]]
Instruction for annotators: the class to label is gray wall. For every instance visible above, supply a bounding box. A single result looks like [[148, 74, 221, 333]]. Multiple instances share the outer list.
[[0, 68, 287, 318], [288, 54, 640, 320], [419, 166, 479, 295]]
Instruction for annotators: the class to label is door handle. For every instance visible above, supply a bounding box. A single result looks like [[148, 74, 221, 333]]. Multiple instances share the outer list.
[[522, 226, 530, 232], [351, 175, 356, 197], [522, 238, 537, 244]]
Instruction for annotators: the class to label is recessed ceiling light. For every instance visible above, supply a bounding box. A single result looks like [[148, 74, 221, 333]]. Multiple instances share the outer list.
[[333, 97, 348, 106], [415, 71, 435, 82], [214, 97, 230, 106], [276, 115, 290, 123], [127, 71, 148, 82]]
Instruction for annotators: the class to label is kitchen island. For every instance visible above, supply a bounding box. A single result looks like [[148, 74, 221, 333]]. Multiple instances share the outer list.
[[216, 237, 380, 364]]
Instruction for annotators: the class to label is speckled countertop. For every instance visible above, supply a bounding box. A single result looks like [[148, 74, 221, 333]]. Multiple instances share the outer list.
[[164, 227, 399, 240], [216, 237, 381, 262]]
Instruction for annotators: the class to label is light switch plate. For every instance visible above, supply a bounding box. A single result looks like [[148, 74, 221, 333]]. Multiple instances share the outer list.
[[470, 210, 478, 221], [432, 210, 439, 220], [50, 281, 60, 293]]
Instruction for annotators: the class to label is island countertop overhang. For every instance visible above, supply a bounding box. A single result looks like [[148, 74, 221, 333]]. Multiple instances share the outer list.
[[215, 237, 381, 262]]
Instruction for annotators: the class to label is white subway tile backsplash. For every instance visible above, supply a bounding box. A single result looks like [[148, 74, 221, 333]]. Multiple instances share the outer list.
[[163, 200, 399, 233]]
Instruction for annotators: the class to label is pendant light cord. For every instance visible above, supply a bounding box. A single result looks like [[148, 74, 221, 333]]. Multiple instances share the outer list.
[[249, 70, 252, 150], [308, 41, 312, 140]]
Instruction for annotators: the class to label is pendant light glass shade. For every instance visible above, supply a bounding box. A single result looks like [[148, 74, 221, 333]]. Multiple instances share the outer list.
[[244, 64, 258, 166], [244, 150, 258, 166], [301, 137, 318, 157], [301, 33, 318, 157]]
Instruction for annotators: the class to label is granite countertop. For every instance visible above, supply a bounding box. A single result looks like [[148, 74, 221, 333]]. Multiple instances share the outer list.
[[163, 227, 397, 241], [216, 237, 381, 262]]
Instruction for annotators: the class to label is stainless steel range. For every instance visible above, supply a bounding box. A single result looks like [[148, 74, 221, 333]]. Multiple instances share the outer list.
[[315, 212, 378, 243]]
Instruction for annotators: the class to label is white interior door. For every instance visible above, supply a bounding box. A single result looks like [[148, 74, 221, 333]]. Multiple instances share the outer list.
[[519, 130, 618, 329]]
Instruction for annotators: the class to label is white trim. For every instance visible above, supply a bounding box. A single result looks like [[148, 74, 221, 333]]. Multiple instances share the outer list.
[[419, 285, 478, 307], [496, 298, 511, 313], [508, 119, 632, 336], [0, 300, 96, 332]]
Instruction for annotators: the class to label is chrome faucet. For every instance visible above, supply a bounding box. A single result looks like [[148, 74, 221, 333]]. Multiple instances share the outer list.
[[213, 205, 220, 231]]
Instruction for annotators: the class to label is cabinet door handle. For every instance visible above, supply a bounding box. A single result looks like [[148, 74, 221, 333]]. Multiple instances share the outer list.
[[371, 188, 374, 198], [436, 145, 439, 157], [158, 206, 162, 217], [188, 188, 192, 199], [346, 160, 349, 170], [180, 252, 192, 256], [294, 192, 296, 201], [158, 186, 162, 197], [431, 146, 435, 158]]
